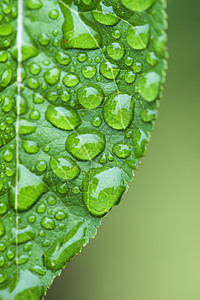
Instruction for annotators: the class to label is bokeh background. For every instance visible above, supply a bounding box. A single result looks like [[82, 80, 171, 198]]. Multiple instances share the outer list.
[[47, 0, 200, 299]]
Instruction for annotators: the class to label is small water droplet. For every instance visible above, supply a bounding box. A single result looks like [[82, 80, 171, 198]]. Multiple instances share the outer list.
[[50, 156, 80, 180]]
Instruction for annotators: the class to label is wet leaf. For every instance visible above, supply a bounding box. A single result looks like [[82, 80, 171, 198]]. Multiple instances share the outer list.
[[0, 0, 167, 299]]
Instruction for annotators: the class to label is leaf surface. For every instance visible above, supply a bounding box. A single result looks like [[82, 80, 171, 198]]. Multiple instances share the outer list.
[[0, 0, 167, 298]]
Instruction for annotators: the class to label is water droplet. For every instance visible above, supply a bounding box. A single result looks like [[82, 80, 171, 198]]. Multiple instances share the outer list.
[[63, 73, 79, 87], [33, 93, 44, 104], [16, 255, 29, 265], [104, 93, 134, 130], [92, 3, 119, 25], [61, 90, 70, 102], [3, 149, 13, 162], [0, 203, 7, 215], [100, 61, 119, 80], [27, 78, 39, 89], [29, 63, 41, 75], [44, 68, 60, 86], [41, 217, 55, 230], [146, 51, 158, 66], [120, 0, 155, 11], [72, 186, 80, 194], [37, 203, 46, 214], [133, 128, 149, 158], [77, 85, 104, 109], [112, 29, 121, 39], [45, 105, 81, 130], [112, 142, 131, 158], [81, 66, 96, 79], [138, 71, 161, 101], [0, 256, 5, 267], [0, 69, 12, 87], [29, 110, 40, 121], [55, 210, 67, 220], [124, 71, 136, 83], [9, 165, 46, 211], [66, 130, 105, 161], [124, 56, 133, 66], [49, 9, 59, 19], [56, 52, 71, 65], [22, 140, 39, 154], [50, 156, 80, 180], [30, 265, 46, 276], [92, 116, 102, 127], [77, 52, 88, 62], [83, 167, 125, 216], [1, 96, 12, 112], [36, 160, 47, 172], [154, 34, 167, 57], [107, 42, 125, 60], [132, 61, 142, 73], [27, 0, 42, 9], [47, 195, 57, 206], [0, 23, 12, 36], [7, 250, 14, 260], [19, 120, 37, 135], [39, 33, 50, 46], [11, 226, 35, 244], [0, 51, 8, 62], [141, 108, 157, 122], [27, 215, 36, 223], [57, 182, 68, 195], [127, 24, 150, 50], [43, 222, 85, 271]]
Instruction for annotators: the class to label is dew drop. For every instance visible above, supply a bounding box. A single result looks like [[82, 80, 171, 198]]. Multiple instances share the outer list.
[[22, 140, 39, 154], [92, 116, 102, 127], [107, 42, 125, 60], [77, 85, 104, 109], [50, 156, 80, 180], [141, 108, 157, 122], [112, 142, 131, 158], [81, 66, 96, 79], [19, 120, 37, 135], [138, 71, 161, 101], [47, 195, 57, 206], [41, 217, 55, 230], [44, 68, 60, 86], [63, 73, 79, 87], [124, 71, 136, 83], [127, 24, 150, 50], [133, 128, 149, 158], [49, 9, 59, 19], [3, 149, 13, 162], [9, 165, 46, 211], [92, 3, 119, 25], [45, 105, 81, 130], [56, 52, 71, 66], [66, 130, 105, 161], [83, 167, 125, 216], [104, 93, 134, 130], [36, 160, 47, 172], [100, 61, 119, 80], [27, 0, 42, 9]]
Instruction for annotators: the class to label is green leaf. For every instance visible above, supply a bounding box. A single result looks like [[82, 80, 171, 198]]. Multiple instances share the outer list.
[[0, 0, 167, 299]]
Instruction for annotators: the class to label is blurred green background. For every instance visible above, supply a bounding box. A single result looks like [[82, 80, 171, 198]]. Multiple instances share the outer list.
[[47, 0, 200, 299]]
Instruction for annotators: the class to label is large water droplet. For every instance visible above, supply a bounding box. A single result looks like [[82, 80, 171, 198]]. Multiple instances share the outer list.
[[127, 24, 150, 50], [50, 156, 80, 180], [18, 120, 37, 135], [9, 165, 46, 211], [27, 0, 42, 9], [100, 61, 120, 80], [92, 3, 119, 25], [77, 85, 104, 109], [133, 128, 149, 158], [56, 52, 71, 66], [11, 226, 35, 244], [104, 93, 134, 130], [83, 167, 125, 216], [45, 105, 81, 130], [22, 140, 39, 154], [41, 217, 55, 230], [43, 222, 85, 271], [138, 71, 161, 101], [66, 130, 105, 161]]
